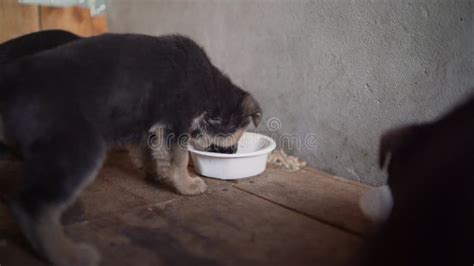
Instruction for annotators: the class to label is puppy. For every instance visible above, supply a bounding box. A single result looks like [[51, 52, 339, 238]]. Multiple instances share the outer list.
[[0, 31, 261, 266], [0, 30, 81, 159], [0, 30, 80, 65], [364, 96, 474, 266]]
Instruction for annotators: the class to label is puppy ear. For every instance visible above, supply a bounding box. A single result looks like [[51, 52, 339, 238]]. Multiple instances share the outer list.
[[379, 124, 426, 169], [242, 93, 262, 127]]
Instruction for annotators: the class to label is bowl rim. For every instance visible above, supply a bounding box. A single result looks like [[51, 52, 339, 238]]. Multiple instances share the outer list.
[[188, 132, 276, 158]]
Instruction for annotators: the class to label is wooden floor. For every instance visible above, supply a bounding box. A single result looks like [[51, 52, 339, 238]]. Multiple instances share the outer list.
[[0, 151, 374, 266]]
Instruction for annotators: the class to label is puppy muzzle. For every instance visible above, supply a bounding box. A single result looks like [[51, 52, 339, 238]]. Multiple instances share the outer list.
[[206, 144, 238, 154]]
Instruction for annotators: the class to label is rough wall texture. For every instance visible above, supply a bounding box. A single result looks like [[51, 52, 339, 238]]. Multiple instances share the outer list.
[[108, 0, 474, 185]]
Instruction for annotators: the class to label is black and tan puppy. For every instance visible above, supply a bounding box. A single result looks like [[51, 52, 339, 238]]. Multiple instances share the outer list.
[[0, 31, 261, 266], [364, 96, 474, 266]]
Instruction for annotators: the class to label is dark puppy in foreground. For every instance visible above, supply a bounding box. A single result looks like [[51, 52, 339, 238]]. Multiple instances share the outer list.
[[0, 30, 261, 266], [365, 96, 474, 266]]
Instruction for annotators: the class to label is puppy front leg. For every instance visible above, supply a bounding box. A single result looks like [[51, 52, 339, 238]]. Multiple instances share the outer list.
[[165, 144, 207, 195]]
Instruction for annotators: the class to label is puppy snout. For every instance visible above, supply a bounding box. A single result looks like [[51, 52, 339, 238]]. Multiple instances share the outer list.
[[207, 144, 238, 154]]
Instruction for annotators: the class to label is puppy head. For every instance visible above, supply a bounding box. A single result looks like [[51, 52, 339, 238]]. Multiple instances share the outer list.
[[379, 96, 474, 184], [191, 91, 262, 153]]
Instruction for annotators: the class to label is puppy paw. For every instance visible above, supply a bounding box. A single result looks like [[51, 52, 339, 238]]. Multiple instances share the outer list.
[[56, 243, 100, 266], [76, 243, 101, 266], [175, 176, 207, 195], [359, 185, 393, 223]]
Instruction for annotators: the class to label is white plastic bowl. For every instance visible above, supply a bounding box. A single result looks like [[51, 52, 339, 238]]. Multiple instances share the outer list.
[[189, 132, 276, 180]]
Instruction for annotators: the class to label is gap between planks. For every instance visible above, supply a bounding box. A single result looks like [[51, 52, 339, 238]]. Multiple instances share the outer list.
[[232, 184, 367, 239]]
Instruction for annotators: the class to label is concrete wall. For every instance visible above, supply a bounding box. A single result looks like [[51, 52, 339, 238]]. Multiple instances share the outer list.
[[108, 0, 474, 185]]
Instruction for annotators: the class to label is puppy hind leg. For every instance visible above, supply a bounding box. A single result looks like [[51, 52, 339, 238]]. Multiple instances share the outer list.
[[148, 124, 172, 181], [127, 143, 156, 175], [10, 204, 100, 266], [9, 132, 105, 266]]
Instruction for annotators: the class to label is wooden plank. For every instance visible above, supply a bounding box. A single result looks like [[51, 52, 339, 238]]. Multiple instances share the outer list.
[[0, 0, 39, 43], [0, 238, 47, 266], [0, 152, 365, 265], [99, 151, 184, 205], [235, 165, 375, 236], [39, 6, 108, 36], [63, 188, 364, 266]]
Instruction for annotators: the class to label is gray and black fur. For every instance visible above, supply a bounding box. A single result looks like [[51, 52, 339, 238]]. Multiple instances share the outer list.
[[0, 30, 80, 160], [0, 30, 261, 266]]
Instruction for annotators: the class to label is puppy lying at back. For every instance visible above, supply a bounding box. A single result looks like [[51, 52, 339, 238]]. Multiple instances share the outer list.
[[364, 96, 474, 266], [0, 30, 261, 266], [0, 30, 80, 65], [0, 30, 80, 161]]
